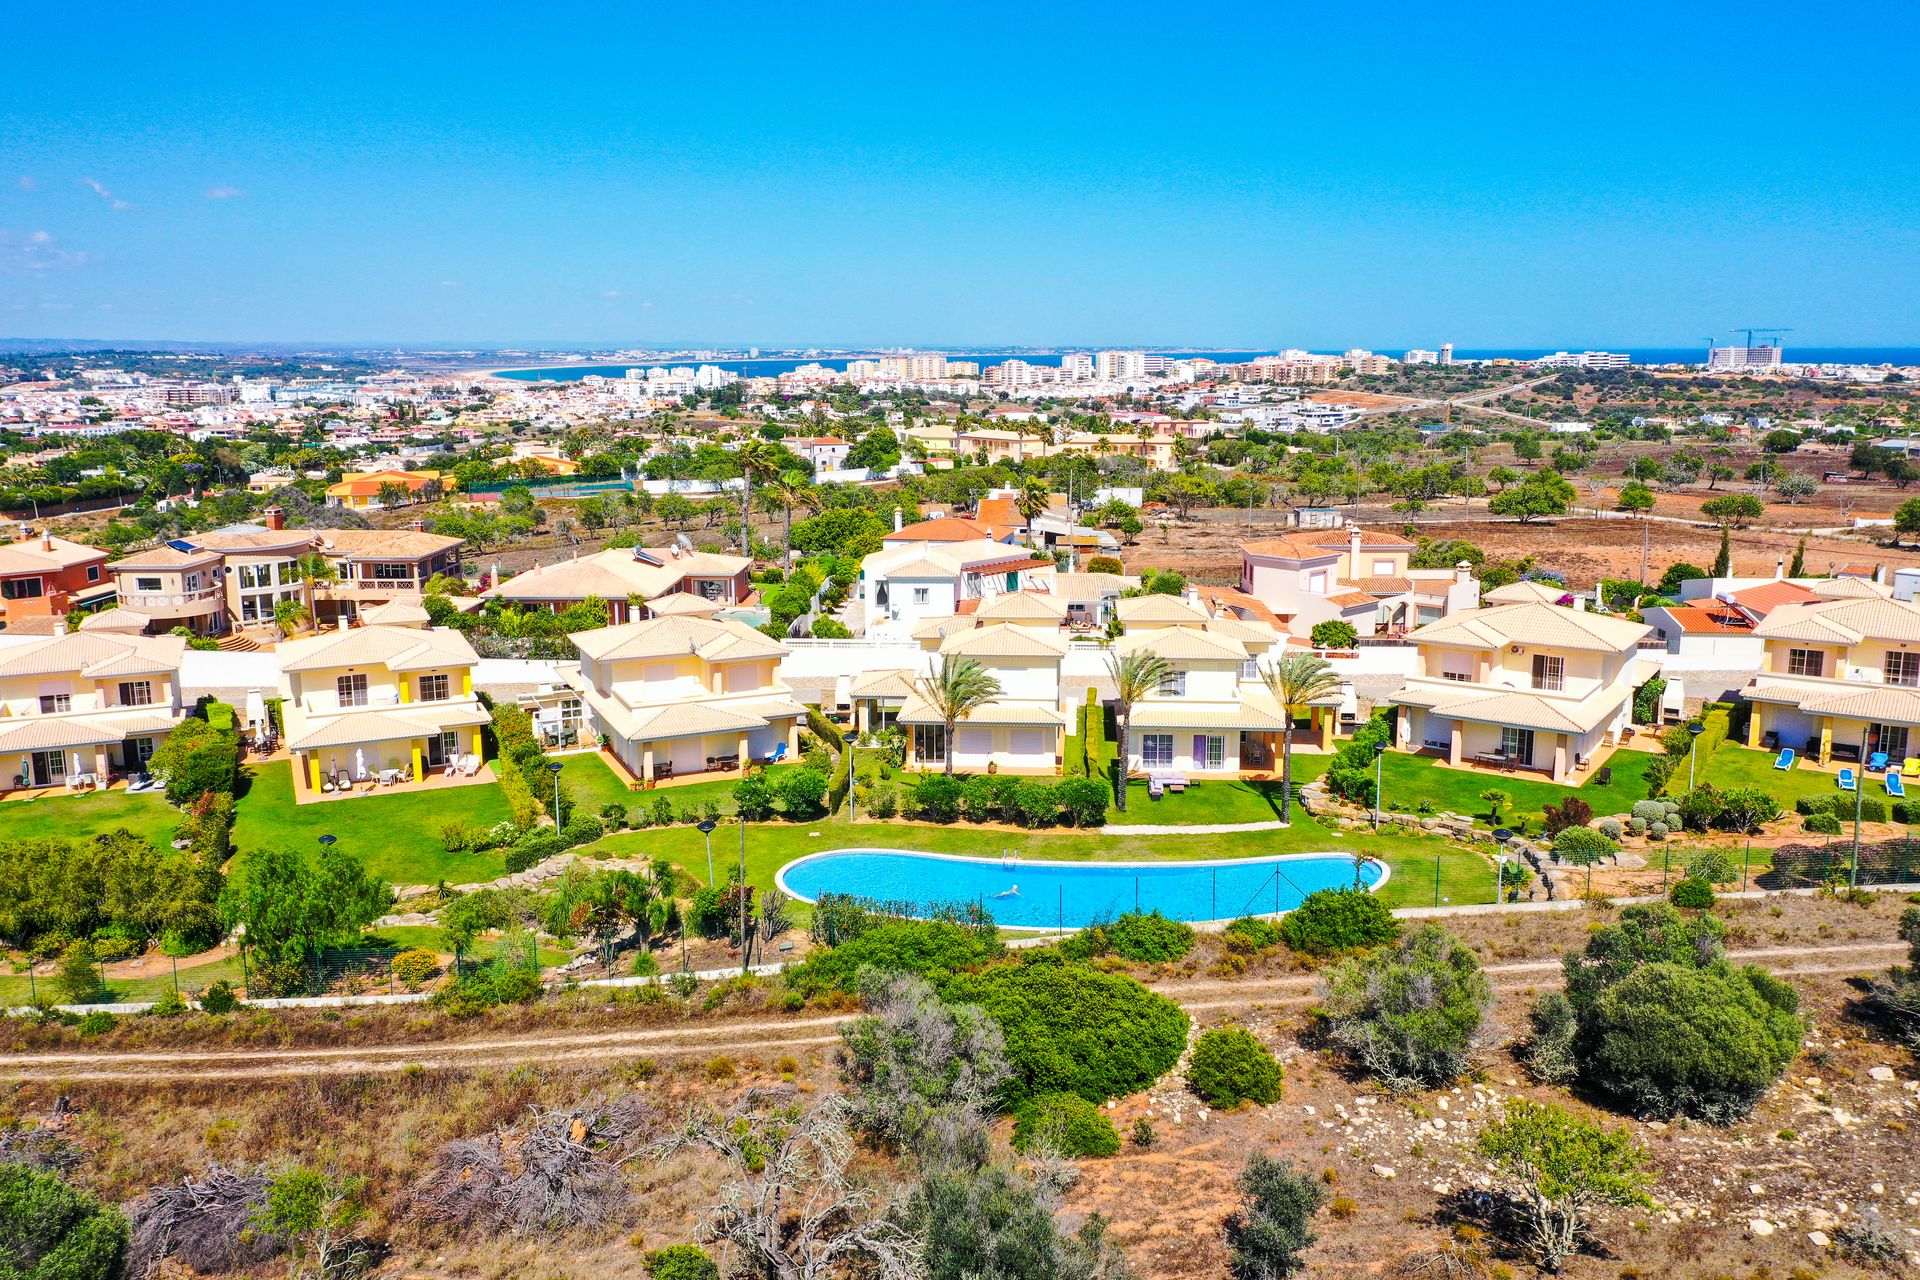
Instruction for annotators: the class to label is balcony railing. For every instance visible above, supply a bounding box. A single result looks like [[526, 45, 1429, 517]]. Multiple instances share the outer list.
[[119, 584, 223, 607]]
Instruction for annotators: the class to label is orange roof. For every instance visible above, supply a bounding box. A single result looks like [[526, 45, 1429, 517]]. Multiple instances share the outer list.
[[1326, 591, 1378, 608], [1660, 604, 1756, 634], [1340, 575, 1414, 594], [1195, 584, 1281, 625], [886, 517, 994, 543], [974, 498, 1025, 534], [1241, 536, 1342, 560], [1729, 581, 1820, 615], [1836, 563, 1878, 577]]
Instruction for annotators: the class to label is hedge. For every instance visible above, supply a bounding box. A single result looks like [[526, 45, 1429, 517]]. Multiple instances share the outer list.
[[805, 704, 846, 752]]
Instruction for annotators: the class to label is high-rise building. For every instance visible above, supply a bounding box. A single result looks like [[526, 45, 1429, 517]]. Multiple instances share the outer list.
[[1439, 343, 1455, 366], [1404, 349, 1439, 365], [1058, 353, 1094, 381], [1095, 350, 1148, 381], [1708, 345, 1785, 371]]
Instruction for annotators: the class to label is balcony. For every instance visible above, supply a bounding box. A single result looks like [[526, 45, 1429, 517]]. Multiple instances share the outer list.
[[115, 583, 225, 618], [319, 577, 422, 597]]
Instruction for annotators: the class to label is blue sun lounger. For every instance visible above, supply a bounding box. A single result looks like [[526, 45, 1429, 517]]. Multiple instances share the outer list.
[[1838, 767, 1857, 792], [1773, 748, 1795, 770], [1888, 771, 1907, 799]]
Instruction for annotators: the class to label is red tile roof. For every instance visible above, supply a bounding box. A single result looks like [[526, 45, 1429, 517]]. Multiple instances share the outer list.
[[974, 498, 1025, 534], [1729, 580, 1820, 615], [885, 517, 993, 543], [1661, 604, 1756, 634]]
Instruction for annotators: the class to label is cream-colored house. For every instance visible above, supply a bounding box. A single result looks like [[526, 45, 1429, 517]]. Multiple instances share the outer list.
[[1390, 601, 1651, 781], [277, 623, 491, 797], [485, 546, 752, 624], [1740, 596, 1920, 765], [107, 545, 227, 636], [0, 628, 185, 791], [1108, 599, 1301, 777], [895, 621, 1070, 774], [566, 616, 804, 783]]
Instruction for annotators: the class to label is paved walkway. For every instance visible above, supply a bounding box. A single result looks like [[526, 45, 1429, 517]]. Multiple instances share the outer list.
[[1098, 820, 1292, 835]]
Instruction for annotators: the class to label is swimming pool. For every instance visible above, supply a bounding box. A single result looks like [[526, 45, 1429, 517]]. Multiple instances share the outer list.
[[776, 848, 1389, 930]]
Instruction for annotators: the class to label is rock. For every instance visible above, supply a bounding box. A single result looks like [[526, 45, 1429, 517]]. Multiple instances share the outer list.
[[1749, 1184, 1764, 1195], [1372, 1165, 1396, 1180], [1437, 1097, 1450, 1111], [1808, 1231, 1831, 1248], [1749, 1219, 1775, 1237], [1871, 1066, 1898, 1082]]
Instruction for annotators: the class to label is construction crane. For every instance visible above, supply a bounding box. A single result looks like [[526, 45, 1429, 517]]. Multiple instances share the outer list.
[[1730, 327, 1793, 349]]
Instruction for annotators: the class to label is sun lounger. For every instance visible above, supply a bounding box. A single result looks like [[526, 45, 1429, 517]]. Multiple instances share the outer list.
[[1888, 771, 1907, 799], [1773, 748, 1795, 771], [1838, 767, 1857, 792], [1869, 751, 1890, 773]]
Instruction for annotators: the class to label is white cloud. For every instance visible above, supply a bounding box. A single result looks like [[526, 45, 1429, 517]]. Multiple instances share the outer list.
[[204, 185, 243, 199], [80, 178, 133, 210], [602, 289, 624, 299], [437, 279, 460, 288], [0, 229, 94, 272]]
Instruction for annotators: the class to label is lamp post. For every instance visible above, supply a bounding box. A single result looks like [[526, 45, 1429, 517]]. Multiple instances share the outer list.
[[1372, 740, 1387, 829], [698, 819, 718, 886], [847, 737, 861, 820], [547, 760, 563, 825], [738, 813, 750, 976], [1685, 720, 1706, 792], [1852, 761, 1866, 890], [1496, 852, 1509, 904]]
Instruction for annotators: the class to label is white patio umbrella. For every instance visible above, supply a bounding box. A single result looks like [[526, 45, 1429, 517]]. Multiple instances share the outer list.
[[244, 688, 267, 733], [71, 751, 83, 779], [354, 747, 367, 781]]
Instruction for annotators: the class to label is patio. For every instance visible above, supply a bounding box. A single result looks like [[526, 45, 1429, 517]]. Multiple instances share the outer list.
[[291, 756, 497, 804]]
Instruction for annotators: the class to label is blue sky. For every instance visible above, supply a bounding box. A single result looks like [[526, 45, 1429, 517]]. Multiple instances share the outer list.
[[2, 1, 1915, 348]]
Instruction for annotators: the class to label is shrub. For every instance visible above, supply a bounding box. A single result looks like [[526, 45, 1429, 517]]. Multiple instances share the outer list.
[[57, 940, 106, 1005], [1309, 620, 1358, 650], [946, 953, 1190, 1103], [0, 1162, 129, 1280], [909, 774, 964, 823], [199, 980, 239, 1014], [1320, 924, 1493, 1091], [1630, 799, 1671, 824], [1804, 812, 1843, 834], [1542, 796, 1593, 836], [146, 988, 188, 1018], [1102, 911, 1196, 963], [1224, 1155, 1325, 1280], [392, 948, 441, 989], [149, 717, 242, 805], [77, 1010, 116, 1036], [1224, 917, 1283, 950], [1596, 818, 1624, 841], [1011, 780, 1059, 828], [787, 919, 1001, 997], [495, 760, 541, 829], [1669, 877, 1716, 909], [1523, 991, 1580, 1084], [645, 1245, 720, 1280], [1551, 825, 1613, 865], [1054, 776, 1109, 827], [560, 815, 604, 847], [1626, 815, 1648, 837], [1187, 1026, 1284, 1107], [1280, 888, 1398, 956], [442, 822, 477, 852], [599, 802, 628, 829], [775, 768, 830, 818], [1011, 1092, 1121, 1157], [1647, 822, 1669, 840], [1631, 676, 1667, 725]]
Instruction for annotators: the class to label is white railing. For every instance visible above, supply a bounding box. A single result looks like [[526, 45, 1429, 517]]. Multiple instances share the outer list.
[[120, 585, 223, 607]]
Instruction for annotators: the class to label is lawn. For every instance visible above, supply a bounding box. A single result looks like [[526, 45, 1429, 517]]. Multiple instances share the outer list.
[[1375, 749, 1663, 833], [555, 750, 635, 818], [585, 811, 1501, 916], [0, 953, 242, 1007], [232, 761, 515, 886], [1691, 742, 1857, 810], [1109, 757, 1331, 826], [0, 787, 183, 846]]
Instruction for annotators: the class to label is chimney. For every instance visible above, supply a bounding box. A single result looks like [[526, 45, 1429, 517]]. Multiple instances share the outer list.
[[1454, 560, 1472, 584], [52, 617, 67, 636], [1573, 594, 1588, 612], [894, 507, 904, 533], [1775, 556, 1786, 581], [263, 505, 284, 531], [1348, 525, 1363, 568], [1879, 564, 1890, 586], [339, 617, 350, 632], [410, 518, 426, 533]]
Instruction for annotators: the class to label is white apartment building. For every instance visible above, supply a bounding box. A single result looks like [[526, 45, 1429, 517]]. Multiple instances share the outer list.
[[1404, 349, 1439, 365], [1095, 350, 1149, 381]]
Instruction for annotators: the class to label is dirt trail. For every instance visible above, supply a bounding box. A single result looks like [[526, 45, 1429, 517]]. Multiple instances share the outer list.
[[4, 941, 1900, 1083]]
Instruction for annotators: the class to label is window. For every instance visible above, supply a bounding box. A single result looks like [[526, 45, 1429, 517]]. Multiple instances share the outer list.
[[86, 565, 100, 582], [1442, 671, 1471, 682], [1871, 723, 1911, 761], [1531, 654, 1565, 692], [697, 579, 726, 601], [1157, 670, 1186, 697], [1500, 726, 1535, 764], [912, 587, 930, 605], [1787, 648, 1825, 677], [184, 573, 200, 591], [336, 673, 369, 707], [370, 563, 412, 581], [1372, 558, 1395, 575], [1141, 734, 1175, 768], [1202, 734, 1226, 769], [128, 736, 155, 767], [1307, 570, 1328, 593], [238, 564, 261, 589], [134, 577, 163, 593], [1887, 652, 1920, 688], [1, 578, 44, 600], [1240, 659, 1258, 679], [118, 681, 153, 707], [38, 693, 71, 713], [418, 674, 450, 702], [913, 724, 947, 763]]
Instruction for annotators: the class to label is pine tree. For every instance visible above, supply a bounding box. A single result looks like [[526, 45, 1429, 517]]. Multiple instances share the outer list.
[[1789, 537, 1806, 577], [1712, 524, 1731, 576]]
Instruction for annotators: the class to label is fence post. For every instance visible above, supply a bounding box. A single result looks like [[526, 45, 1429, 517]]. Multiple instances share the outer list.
[[172, 955, 179, 996], [240, 944, 249, 995], [1742, 840, 1751, 892], [1661, 847, 1671, 893]]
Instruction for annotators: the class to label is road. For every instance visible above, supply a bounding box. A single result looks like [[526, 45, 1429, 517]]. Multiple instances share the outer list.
[[2, 939, 1899, 1084], [1344, 373, 1562, 424]]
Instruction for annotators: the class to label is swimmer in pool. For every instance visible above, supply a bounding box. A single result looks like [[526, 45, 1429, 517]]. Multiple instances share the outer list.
[[993, 884, 1019, 898]]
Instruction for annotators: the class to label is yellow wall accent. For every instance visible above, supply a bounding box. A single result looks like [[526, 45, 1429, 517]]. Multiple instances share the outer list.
[[1819, 719, 1834, 764], [411, 741, 424, 779], [398, 679, 411, 704], [461, 670, 473, 696], [470, 728, 484, 758], [1747, 705, 1764, 749], [307, 755, 321, 791]]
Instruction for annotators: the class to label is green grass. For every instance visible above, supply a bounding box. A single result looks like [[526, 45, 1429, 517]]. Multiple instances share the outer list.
[[621, 763, 805, 821], [1691, 742, 1856, 809], [584, 810, 1499, 915], [557, 751, 637, 818], [0, 788, 183, 846], [232, 761, 515, 886], [1108, 756, 1332, 826], [1374, 749, 1663, 833], [0, 953, 242, 1007]]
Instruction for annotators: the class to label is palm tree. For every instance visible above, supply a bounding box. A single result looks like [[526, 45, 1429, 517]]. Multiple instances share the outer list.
[[1106, 649, 1174, 812], [1258, 653, 1343, 823], [765, 470, 819, 558], [914, 655, 1002, 777], [1014, 476, 1052, 526], [734, 438, 782, 559]]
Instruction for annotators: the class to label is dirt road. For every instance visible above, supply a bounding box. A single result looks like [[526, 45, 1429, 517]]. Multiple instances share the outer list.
[[4, 940, 1899, 1084]]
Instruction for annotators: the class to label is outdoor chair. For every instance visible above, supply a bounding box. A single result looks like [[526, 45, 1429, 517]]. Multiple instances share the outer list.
[[1594, 765, 1613, 785], [1773, 748, 1795, 771], [1888, 771, 1907, 799], [1838, 767, 1858, 792], [1869, 751, 1890, 773]]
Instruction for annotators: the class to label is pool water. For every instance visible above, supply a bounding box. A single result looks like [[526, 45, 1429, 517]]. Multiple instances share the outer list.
[[777, 848, 1389, 930]]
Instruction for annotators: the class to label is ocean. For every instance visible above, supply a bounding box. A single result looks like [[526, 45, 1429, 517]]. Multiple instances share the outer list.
[[490, 346, 1920, 383]]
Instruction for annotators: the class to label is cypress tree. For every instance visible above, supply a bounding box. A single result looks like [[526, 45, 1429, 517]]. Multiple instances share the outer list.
[[1712, 525, 1731, 576], [1789, 537, 1806, 577]]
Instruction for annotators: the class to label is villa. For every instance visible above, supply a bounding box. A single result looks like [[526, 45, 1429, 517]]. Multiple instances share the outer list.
[[896, 621, 1071, 773], [1389, 600, 1653, 781], [1239, 524, 1480, 637], [0, 531, 116, 632], [564, 615, 804, 784], [483, 545, 752, 624], [857, 538, 1048, 637], [0, 626, 185, 791], [1740, 595, 1920, 765], [276, 620, 492, 798]]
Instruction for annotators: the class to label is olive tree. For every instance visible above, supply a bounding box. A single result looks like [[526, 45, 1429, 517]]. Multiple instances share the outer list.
[[1319, 924, 1493, 1091], [1476, 1100, 1651, 1273]]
